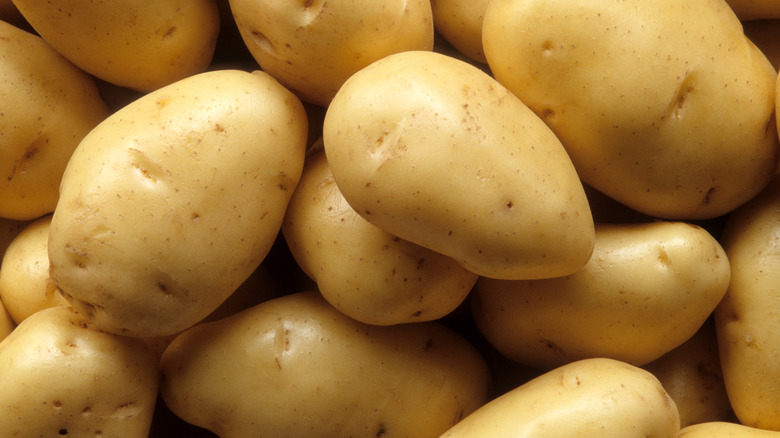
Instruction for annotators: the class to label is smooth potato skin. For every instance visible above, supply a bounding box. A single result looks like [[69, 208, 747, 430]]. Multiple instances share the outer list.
[[715, 175, 780, 430], [161, 291, 491, 438], [324, 50, 594, 281], [0, 306, 159, 437], [472, 221, 730, 369], [48, 69, 308, 338], [0, 20, 109, 221], [431, 0, 490, 63], [680, 422, 780, 437], [483, 0, 779, 219], [12, 0, 220, 92], [440, 358, 680, 438]]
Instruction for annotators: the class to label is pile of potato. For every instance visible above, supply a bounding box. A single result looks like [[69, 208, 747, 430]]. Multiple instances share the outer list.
[[1, 0, 779, 436]]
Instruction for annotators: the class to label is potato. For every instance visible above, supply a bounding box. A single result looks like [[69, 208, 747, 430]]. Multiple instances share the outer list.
[[323, 50, 595, 281], [680, 422, 780, 437], [0, 20, 110, 221], [0, 214, 67, 324], [714, 175, 780, 430], [230, 0, 434, 107], [282, 143, 478, 325], [440, 357, 680, 437], [472, 221, 730, 369], [483, 0, 779, 219], [160, 291, 491, 438], [725, 0, 780, 20], [12, 0, 220, 92], [0, 305, 159, 437], [643, 318, 733, 428], [430, 0, 490, 64], [47, 69, 308, 338]]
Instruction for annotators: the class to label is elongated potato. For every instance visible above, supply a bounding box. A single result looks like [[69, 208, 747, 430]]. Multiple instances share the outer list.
[[282, 144, 477, 325], [0, 20, 109, 221], [715, 175, 780, 430], [472, 221, 730, 369], [323, 50, 595, 281], [440, 357, 680, 438], [483, 0, 779, 219], [48, 69, 308, 338], [0, 306, 159, 437], [680, 422, 780, 437], [161, 291, 491, 438]]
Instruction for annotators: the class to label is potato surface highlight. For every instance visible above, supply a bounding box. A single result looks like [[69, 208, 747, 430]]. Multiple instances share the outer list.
[[48, 69, 308, 338], [483, 0, 779, 219], [324, 50, 595, 280], [161, 291, 491, 438]]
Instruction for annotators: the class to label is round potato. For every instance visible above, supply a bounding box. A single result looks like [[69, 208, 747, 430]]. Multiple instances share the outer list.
[[12, 0, 220, 92], [160, 291, 491, 438], [440, 357, 680, 438], [680, 422, 780, 437], [472, 221, 731, 369], [0, 20, 110, 221], [282, 143, 477, 325], [0, 306, 159, 437], [714, 175, 780, 430], [483, 0, 779, 219], [0, 215, 67, 324], [430, 0, 490, 64], [323, 50, 595, 281], [230, 0, 433, 106], [47, 69, 308, 338]]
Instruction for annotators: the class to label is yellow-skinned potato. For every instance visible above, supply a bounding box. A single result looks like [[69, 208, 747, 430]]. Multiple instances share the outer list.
[[0, 20, 110, 221], [0, 306, 159, 437], [323, 50, 595, 281], [230, 0, 434, 107], [0, 215, 67, 324], [161, 291, 491, 438], [430, 0, 490, 64], [282, 144, 478, 325], [680, 422, 780, 437], [483, 0, 779, 219], [725, 0, 780, 20], [643, 319, 733, 428], [48, 69, 308, 338], [440, 357, 680, 438], [715, 175, 780, 430], [12, 0, 220, 92], [472, 221, 730, 369]]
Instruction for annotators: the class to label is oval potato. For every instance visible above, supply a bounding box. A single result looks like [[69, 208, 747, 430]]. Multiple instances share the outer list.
[[430, 0, 490, 64], [48, 69, 308, 338], [440, 357, 680, 438], [472, 221, 730, 369], [323, 50, 595, 281], [483, 0, 779, 219], [161, 291, 491, 438]]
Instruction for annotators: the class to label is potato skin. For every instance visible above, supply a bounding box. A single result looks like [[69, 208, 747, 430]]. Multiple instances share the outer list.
[[160, 291, 491, 438], [0, 306, 159, 437], [323, 50, 595, 281], [440, 357, 680, 438], [48, 69, 308, 338], [12, 0, 220, 92], [483, 0, 779, 219], [431, 0, 490, 63], [714, 175, 780, 430], [0, 20, 109, 221], [472, 221, 730, 369], [680, 422, 780, 437]]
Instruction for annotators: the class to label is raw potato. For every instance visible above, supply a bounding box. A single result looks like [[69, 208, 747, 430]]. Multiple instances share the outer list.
[[282, 144, 478, 325], [430, 0, 490, 63], [643, 319, 733, 428], [715, 175, 780, 430], [0, 20, 110, 221], [0, 215, 68, 324], [440, 357, 680, 438], [230, 0, 434, 106], [0, 306, 160, 437], [472, 221, 731, 369], [483, 0, 779, 219], [680, 422, 780, 437], [48, 69, 308, 338], [324, 50, 595, 281], [161, 291, 491, 438], [12, 0, 220, 92]]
